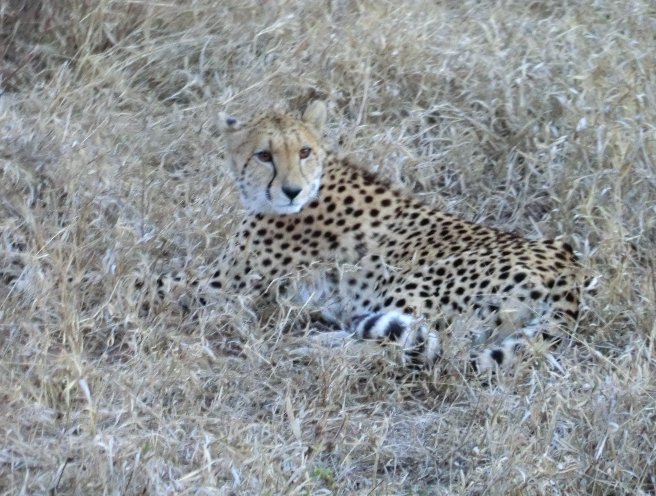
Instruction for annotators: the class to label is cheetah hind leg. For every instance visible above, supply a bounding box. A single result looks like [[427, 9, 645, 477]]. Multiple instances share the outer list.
[[469, 318, 566, 374]]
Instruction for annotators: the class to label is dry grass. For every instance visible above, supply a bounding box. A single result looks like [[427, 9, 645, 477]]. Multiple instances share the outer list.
[[2, 0, 656, 494]]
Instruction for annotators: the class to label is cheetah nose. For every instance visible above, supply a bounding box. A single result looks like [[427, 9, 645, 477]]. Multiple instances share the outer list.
[[282, 186, 302, 201]]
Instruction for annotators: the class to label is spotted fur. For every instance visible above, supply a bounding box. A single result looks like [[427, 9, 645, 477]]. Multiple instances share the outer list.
[[181, 101, 582, 372]]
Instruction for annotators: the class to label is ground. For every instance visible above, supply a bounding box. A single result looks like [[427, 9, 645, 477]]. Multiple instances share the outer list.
[[1, 1, 655, 494]]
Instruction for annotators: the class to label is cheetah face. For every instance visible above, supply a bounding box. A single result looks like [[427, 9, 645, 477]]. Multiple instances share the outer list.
[[219, 101, 327, 215]]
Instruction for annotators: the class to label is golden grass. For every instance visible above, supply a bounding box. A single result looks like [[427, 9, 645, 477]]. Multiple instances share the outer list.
[[2, 0, 655, 494]]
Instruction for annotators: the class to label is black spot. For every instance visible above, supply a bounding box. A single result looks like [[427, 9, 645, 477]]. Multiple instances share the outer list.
[[359, 313, 382, 339], [541, 331, 561, 344], [530, 290, 543, 300], [387, 319, 405, 341], [490, 349, 504, 365], [513, 272, 527, 283], [566, 308, 579, 319]]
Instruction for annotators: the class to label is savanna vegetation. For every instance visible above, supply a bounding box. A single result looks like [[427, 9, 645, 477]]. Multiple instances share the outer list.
[[1, 1, 655, 494]]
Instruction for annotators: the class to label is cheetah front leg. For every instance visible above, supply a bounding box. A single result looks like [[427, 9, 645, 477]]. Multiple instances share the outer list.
[[309, 311, 441, 367], [350, 311, 442, 367]]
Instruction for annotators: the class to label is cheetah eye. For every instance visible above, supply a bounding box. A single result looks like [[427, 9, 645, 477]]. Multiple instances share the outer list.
[[255, 151, 273, 163], [299, 147, 312, 159]]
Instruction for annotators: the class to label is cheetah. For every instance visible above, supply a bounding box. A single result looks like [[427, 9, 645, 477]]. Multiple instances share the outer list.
[[183, 101, 581, 372]]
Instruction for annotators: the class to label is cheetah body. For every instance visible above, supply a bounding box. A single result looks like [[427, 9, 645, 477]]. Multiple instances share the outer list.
[[205, 102, 581, 370]]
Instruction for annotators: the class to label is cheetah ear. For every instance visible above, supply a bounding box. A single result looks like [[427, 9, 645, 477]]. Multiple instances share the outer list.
[[302, 101, 327, 133], [217, 112, 241, 133]]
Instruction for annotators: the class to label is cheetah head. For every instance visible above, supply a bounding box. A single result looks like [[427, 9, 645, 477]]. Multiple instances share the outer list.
[[218, 101, 327, 215]]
